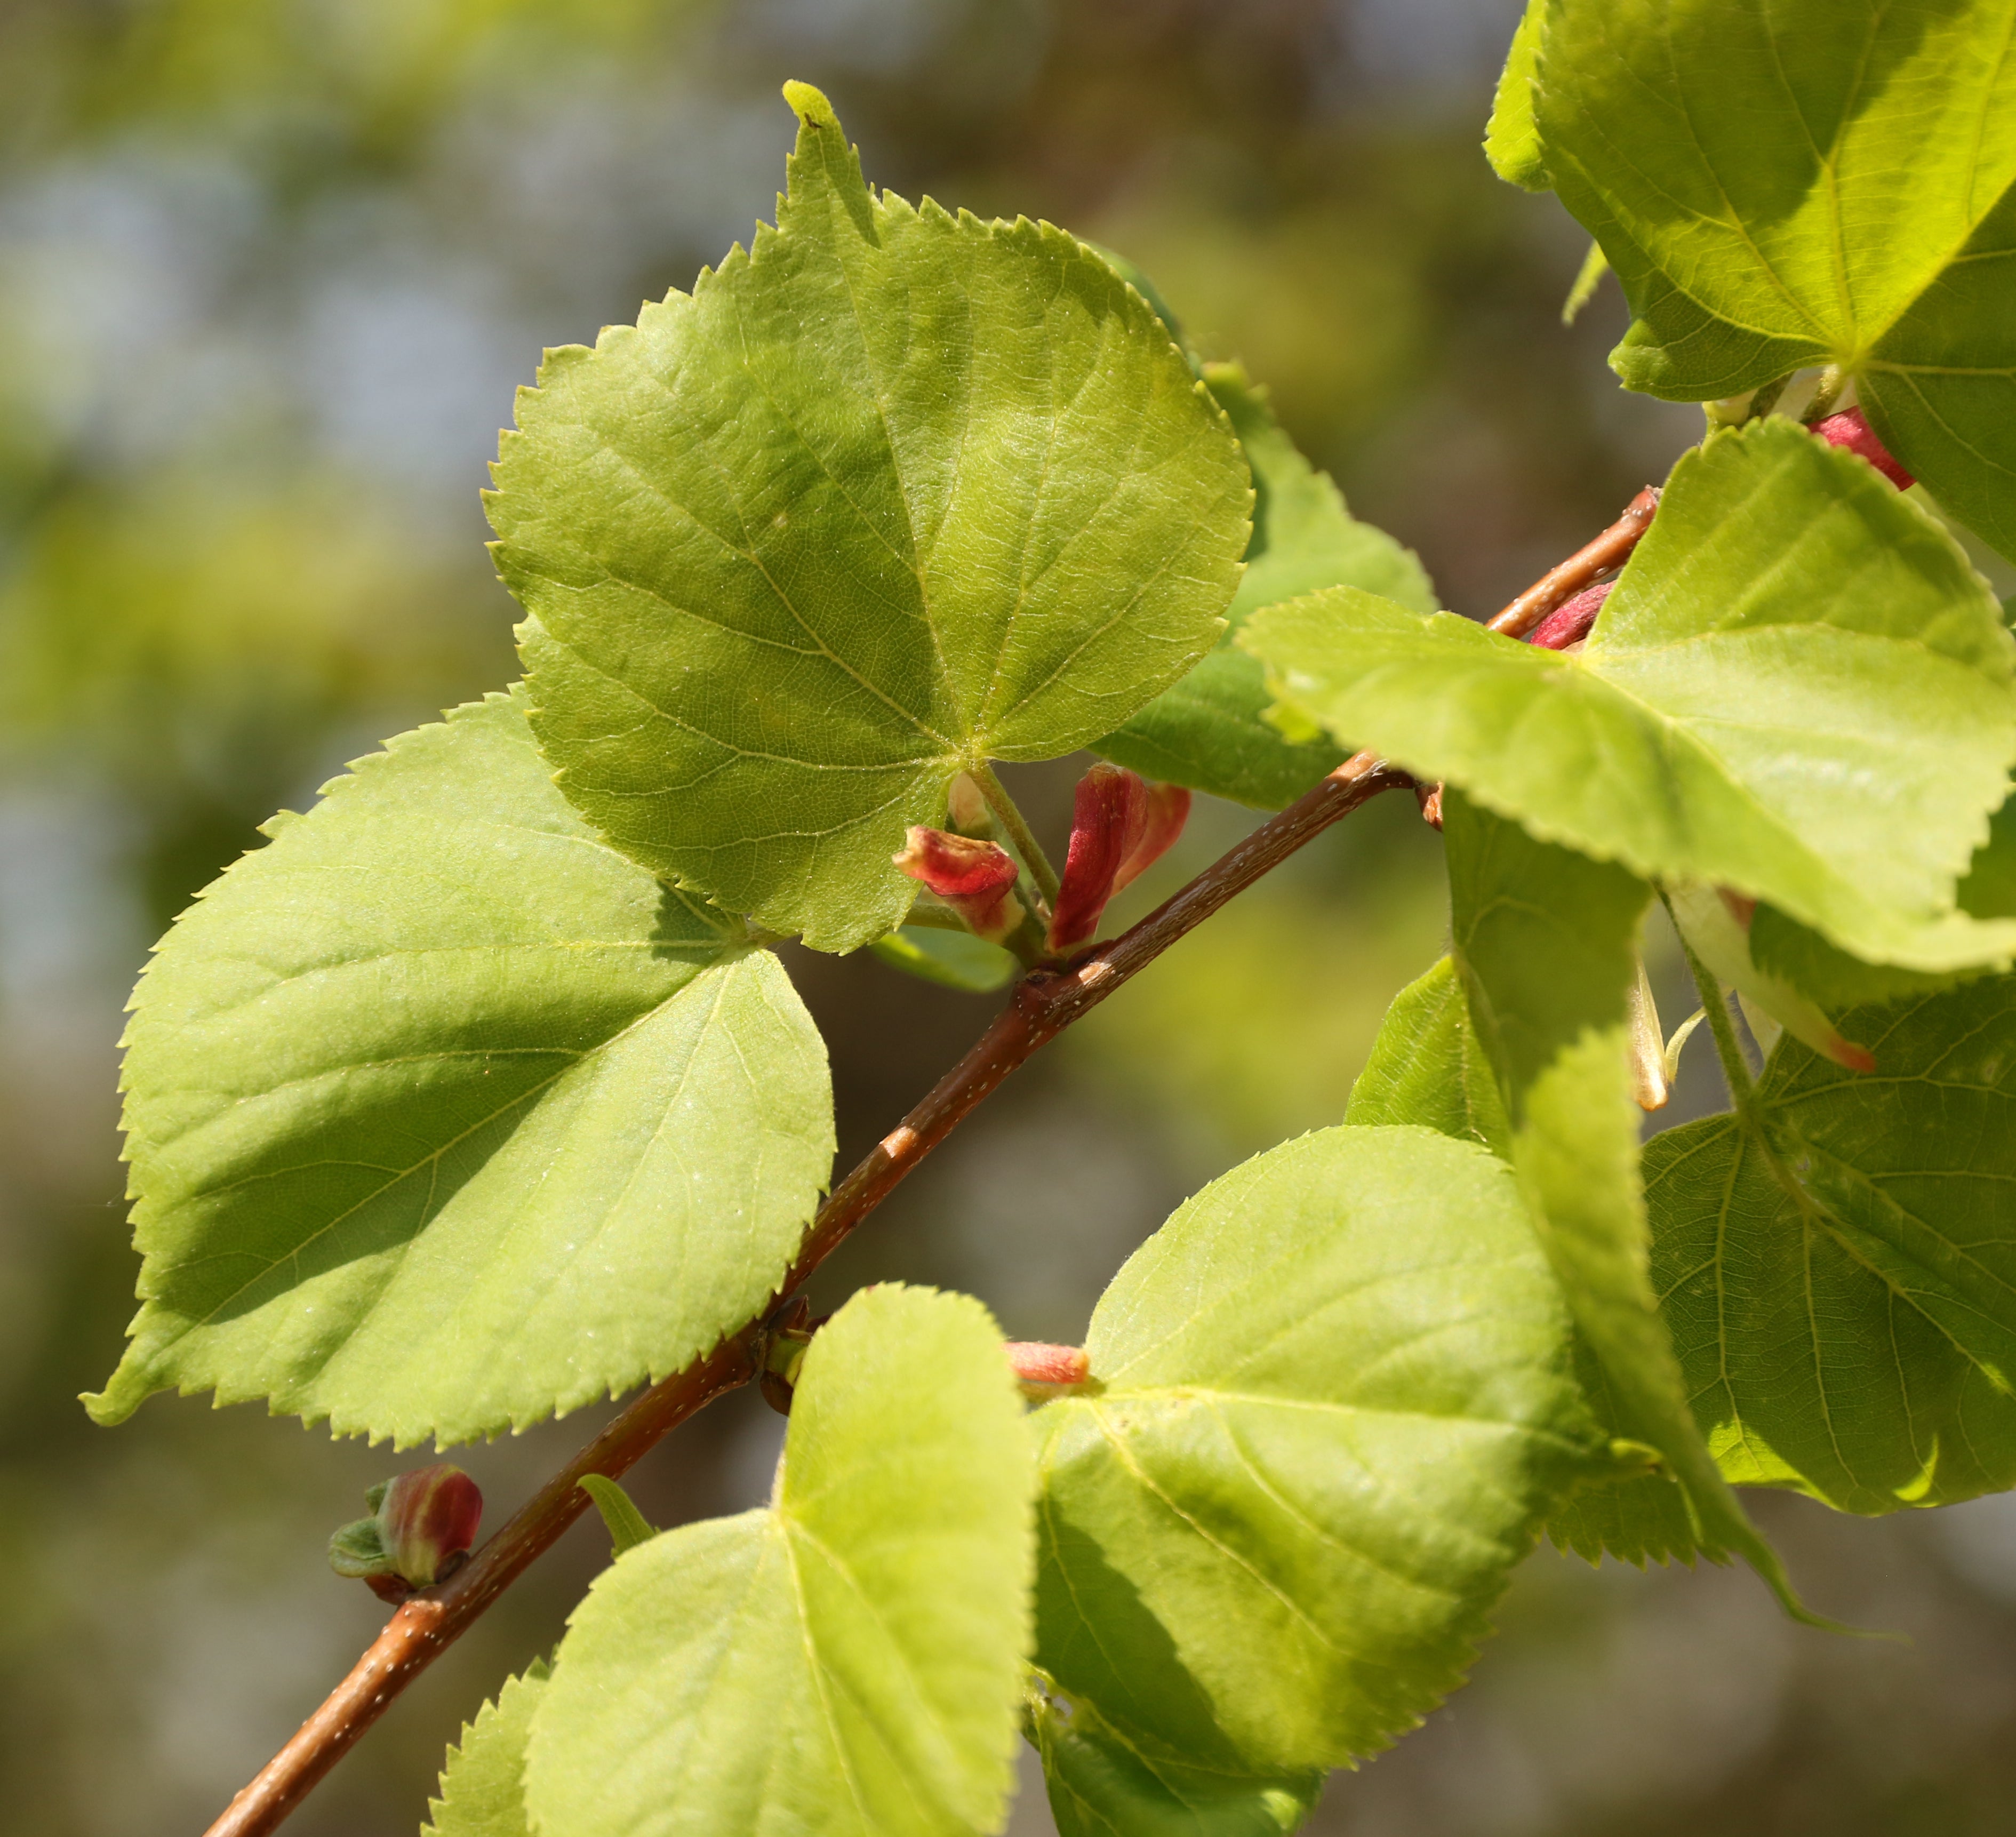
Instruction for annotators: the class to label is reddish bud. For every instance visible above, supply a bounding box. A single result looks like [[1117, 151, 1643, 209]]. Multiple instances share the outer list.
[[1046, 765, 1190, 954], [1006, 1341, 1092, 1401], [893, 827, 1023, 941], [1812, 407, 1914, 491], [1527, 580, 1612, 652], [329, 1464, 483, 1599]]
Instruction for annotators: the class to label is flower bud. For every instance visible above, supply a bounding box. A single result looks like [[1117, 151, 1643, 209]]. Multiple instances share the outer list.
[[1812, 406, 1914, 491], [1527, 579, 1612, 652], [329, 1464, 483, 1600], [1666, 882, 1876, 1073], [1046, 765, 1190, 954], [946, 772, 992, 835], [1006, 1341, 1092, 1402], [893, 827, 1025, 942]]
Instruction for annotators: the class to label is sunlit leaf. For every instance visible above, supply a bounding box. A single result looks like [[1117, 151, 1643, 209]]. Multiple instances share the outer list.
[[88, 689, 833, 1447], [1527, 0, 2016, 555], [1444, 792, 1796, 1600], [1030, 1123, 1598, 1819], [1094, 363, 1434, 810], [1483, 1, 1547, 190], [1345, 956, 1508, 1157], [1247, 420, 2016, 978], [423, 1661, 549, 1837], [1647, 976, 2016, 1512], [524, 1285, 1034, 1837], [492, 84, 1249, 950]]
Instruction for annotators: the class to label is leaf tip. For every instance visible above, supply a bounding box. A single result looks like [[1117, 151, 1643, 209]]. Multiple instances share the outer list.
[[781, 79, 838, 131]]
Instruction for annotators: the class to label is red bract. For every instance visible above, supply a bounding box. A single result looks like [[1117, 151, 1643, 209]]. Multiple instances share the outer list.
[[1046, 765, 1191, 954], [1527, 579, 1612, 651], [892, 826, 1023, 941], [1812, 406, 1914, 491]]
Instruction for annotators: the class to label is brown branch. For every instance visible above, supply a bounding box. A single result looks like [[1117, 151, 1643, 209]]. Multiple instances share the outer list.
[[200, 748, 1410, 1837], [1485, 485, 1660, 638], [204, 484, 1661, 1837]]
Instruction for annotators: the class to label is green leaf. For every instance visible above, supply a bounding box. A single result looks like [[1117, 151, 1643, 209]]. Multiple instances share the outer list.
[[1030, 1123, 1598, 1815], [579, 1475, 659, 1558], [1647, 976, 2016, 1513], [1345, 956, 1509, 1158], [524, 1284, 1034, 1837], [870, 924, 1017, 993], [1348, 952, 1695, 1563], [1443, 792, 1795, 1601], [87, 689, 834, 1447], [423, 1660, 550, 1837], [1529, 0, 2016, 555], [1484, 1, 1547, 190], [1029, 1681, 1317, 1837], [1094, 363, 1435, 810], [491, 84, 1249, 951], [1246, 420, 2016, 977]]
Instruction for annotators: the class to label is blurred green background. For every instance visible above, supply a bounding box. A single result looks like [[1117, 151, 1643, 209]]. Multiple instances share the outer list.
[[5, 2, 2016, 1832]]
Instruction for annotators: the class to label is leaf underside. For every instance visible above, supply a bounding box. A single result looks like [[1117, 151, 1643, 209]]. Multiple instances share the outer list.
[[1525, 0, 2016, 557], [492, 84, 1250, 950], [91, 689, 834, 1448], [1648, 976, 2016, 1514], [524, 1284, 1035, 1837]]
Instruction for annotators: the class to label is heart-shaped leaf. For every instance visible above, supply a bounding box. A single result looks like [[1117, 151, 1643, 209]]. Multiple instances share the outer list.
[[89, 689, 833, 1447], [1029, 1122, 1598, 1824], [491, 84, 1249, 950], [524, 1284, 1034, 1837]]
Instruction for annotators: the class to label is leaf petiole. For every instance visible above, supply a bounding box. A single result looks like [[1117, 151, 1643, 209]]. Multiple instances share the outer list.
[[967, 760, 1062, 912]]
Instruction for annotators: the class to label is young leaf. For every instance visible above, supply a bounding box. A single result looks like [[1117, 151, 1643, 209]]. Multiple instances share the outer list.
[[87, 690, 834, 1448], [1443, 792, 1794, 1600], [870, 924, 1018, 993], [1527, 0, 2016, 555], [491, 84, 1249, 951], [523, 1285, 1034, 1837], [1483, 0, 1547, 190], [1247, 420, 2016, 978], [1094, 363, 1436, 810], [1647, 976, 2016, 1513], [1344, 955, 1509, 1157], [579, 1476, 658, 1558], [424, 1660, 550, 1837], [1030, 1123, 1600, 1811]]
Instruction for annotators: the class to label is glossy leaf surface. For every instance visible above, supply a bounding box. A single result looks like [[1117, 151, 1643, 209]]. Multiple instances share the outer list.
[[1094, 364, 1434, 809], [1527, 0, 2016, 554], [525, 1285, 1034, 1837], [90, 690, 834, 1447], [1249, 421, 2016, 977], [1647, 977, 2016, 1512], [493, 85, 1249, 949], [1031, 1123, 1597, 1822], [424, 1662, 549, 1837]]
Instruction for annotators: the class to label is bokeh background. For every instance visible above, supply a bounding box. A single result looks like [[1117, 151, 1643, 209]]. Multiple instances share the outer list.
[[5, 2, 2016, 1832]]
